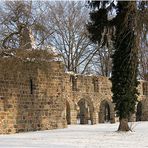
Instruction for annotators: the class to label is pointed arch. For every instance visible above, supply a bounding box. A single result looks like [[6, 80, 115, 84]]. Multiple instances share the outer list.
[[77, 98, 94, 125], [99, 99, 115, 123], [136, 101, 142, 121]]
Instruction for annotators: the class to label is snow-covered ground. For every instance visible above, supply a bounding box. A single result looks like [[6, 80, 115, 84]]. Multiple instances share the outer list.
[[0, 122, 148, 148]]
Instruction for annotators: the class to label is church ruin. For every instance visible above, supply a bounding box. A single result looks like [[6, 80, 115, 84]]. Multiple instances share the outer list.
[[0, 28, 147, 134], [0, 56, 147, 134]]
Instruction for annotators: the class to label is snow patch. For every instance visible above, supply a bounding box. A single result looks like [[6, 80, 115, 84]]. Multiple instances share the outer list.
[[0, 122, 147, 148]]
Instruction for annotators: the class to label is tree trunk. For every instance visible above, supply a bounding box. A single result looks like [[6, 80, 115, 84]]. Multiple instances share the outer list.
[[118, 118, 131, 132]]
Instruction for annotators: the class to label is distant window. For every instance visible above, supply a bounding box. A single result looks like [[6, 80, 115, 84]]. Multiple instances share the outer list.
[[143, 82, 148, 96], [71, 76, 77, 91], [93, 78, 99, 92], [30, 79, 33, 94]]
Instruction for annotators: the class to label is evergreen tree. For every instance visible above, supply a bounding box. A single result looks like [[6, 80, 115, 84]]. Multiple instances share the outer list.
[[87, 1, 147, 131], [111, 1, 139, 131]]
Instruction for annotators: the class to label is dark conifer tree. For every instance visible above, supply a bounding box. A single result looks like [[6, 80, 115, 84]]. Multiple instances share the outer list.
[[87, 1, 146, 131], [111, 1, 139, 131]]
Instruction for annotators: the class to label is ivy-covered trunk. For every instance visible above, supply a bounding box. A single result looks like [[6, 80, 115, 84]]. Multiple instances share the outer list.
[[111, 1, 139, 131], [118, 118, 130, 131], [87, 1, 141, 132]]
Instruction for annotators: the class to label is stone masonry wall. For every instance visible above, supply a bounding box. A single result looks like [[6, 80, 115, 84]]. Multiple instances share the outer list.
[[0, 58, 147, 134], [63, 74, 148, 124], [137, 80, 148, 121], [63, 73, 115, 124], [0, 59, 66, 134]]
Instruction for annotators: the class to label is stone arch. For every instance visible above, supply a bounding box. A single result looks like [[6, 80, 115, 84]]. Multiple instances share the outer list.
[[99, 99, 115, 123], [66, 100, 71, 124], [77, 98, 94, 125], [136, 101, 143, 121]]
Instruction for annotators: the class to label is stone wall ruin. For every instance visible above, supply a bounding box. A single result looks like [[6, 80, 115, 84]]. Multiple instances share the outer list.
[[0, 57, 148, 134]]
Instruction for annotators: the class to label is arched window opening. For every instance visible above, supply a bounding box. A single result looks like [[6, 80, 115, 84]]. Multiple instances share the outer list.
[[99, 100, 112, 123], [70, 76, 77, 91], [136, 102, 142, 121], [143, 82, 148, 96], [93, 78, 99, 92], [104, 102, 110, 122], [77, 99, 93, 125]]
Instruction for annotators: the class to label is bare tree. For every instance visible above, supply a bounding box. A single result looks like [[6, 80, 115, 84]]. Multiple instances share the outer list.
[[0, 1, 53, 49], [41, 1, 97, 73], [0, 1, 113, 75], [137, 1, 148, 80], [139, 47, 148, 80], [0, 1, 146, 77], [87, 45, 112, 77], [0, 1, 100, 74]]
